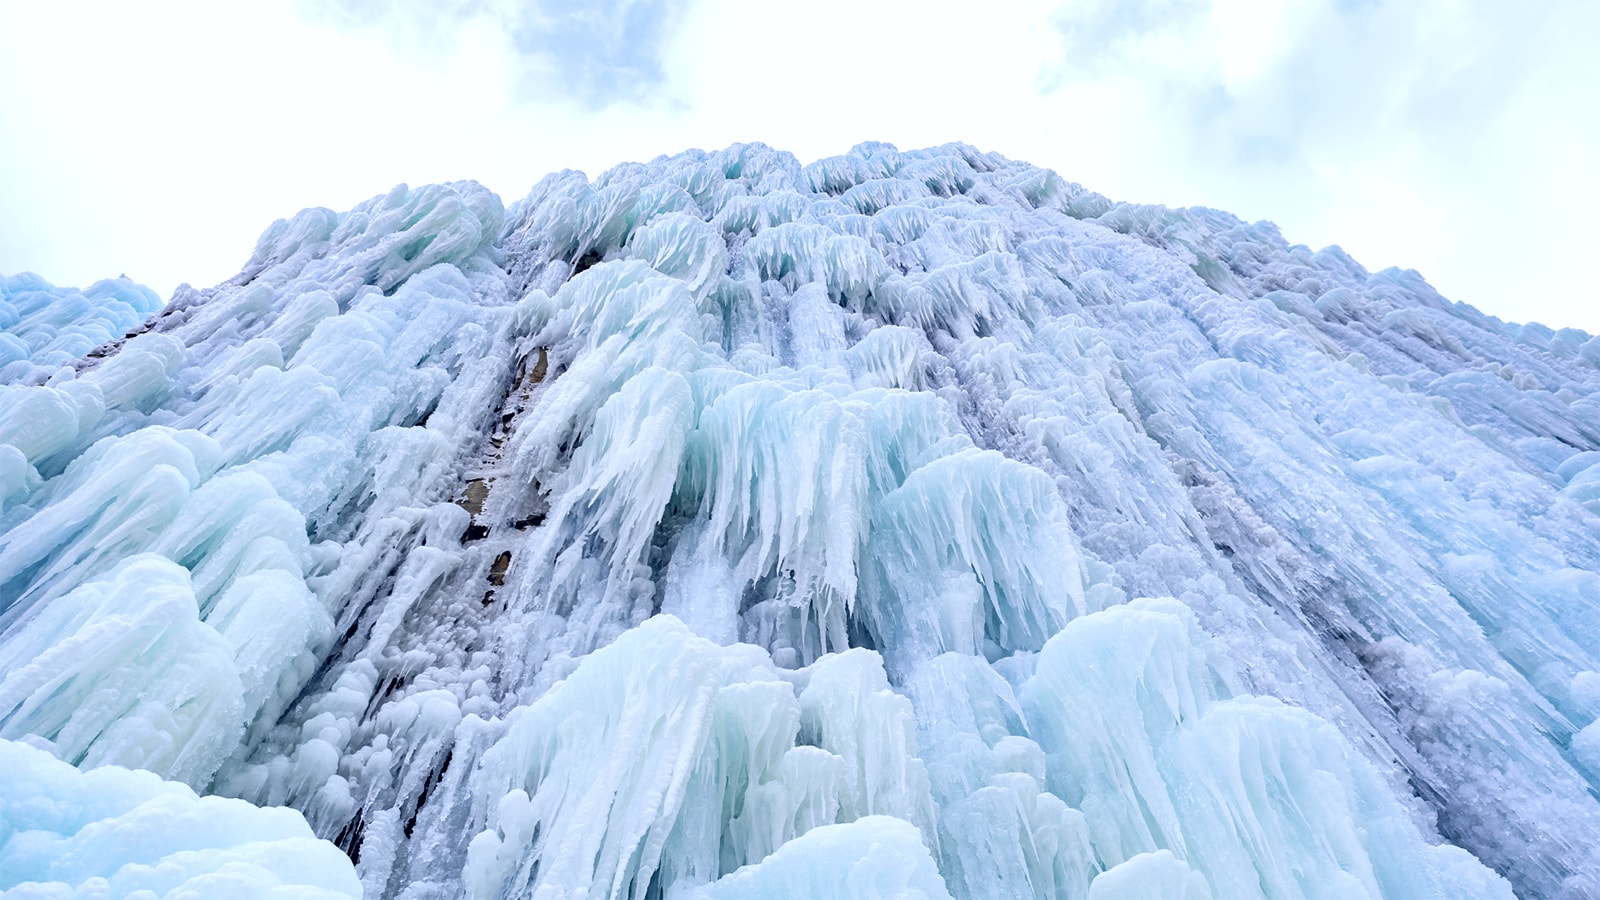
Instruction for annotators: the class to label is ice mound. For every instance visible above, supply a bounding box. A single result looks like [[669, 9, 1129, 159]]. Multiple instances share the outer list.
[[673, 816, 952, 900], [0, 737, 360, 898], [1020, 600, 1513, 900], [464, 615, 934, 899], [0, 273, 161, 385]]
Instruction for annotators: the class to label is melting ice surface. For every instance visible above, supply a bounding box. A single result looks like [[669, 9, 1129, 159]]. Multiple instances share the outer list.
[[3, 142, 1600, 898]]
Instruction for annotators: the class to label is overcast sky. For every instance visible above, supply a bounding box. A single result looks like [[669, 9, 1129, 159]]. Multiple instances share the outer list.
[[2, 0, 1596, 331]]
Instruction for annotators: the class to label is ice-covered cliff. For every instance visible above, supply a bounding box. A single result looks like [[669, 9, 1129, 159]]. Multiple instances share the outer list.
[[4, 141, 1599, 899]]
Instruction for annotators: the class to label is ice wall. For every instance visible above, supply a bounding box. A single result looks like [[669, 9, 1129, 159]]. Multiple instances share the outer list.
[[4, 141, 1599, 898]]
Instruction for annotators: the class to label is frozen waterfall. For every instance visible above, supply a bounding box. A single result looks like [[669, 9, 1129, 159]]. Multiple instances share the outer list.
[[3, 141, 1600, 898]]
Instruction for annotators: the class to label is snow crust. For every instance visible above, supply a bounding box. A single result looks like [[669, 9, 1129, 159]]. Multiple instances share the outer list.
[[4, 140, 1599, 898]]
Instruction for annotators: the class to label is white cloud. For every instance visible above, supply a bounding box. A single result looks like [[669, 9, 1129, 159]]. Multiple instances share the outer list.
[[0, 0, 1594, 331], [1035, 0, 1600, 330], [300, 0, 694, 105]]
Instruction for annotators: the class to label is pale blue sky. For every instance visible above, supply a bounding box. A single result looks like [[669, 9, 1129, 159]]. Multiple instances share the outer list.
[[2, 0, 1595, 330]]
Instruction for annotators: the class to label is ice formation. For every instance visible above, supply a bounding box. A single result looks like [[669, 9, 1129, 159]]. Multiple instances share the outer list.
[[0, 274, 161, 384], [3, 141, 1599, 898], [0, 737, 361, 898]]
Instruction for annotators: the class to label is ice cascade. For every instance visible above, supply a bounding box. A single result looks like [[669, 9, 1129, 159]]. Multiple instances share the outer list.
[[3, 143, 1599, 898]]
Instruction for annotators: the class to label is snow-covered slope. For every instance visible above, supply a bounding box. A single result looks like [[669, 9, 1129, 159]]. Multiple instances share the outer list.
[[3, 142, 1598, 899]]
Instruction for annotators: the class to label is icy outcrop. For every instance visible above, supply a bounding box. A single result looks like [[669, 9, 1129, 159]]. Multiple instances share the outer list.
[[4, 140, 1598, 898], [461, 616, 933, 899], [0, 273, 161, 385], [0, 737, 360, 898], [673, 816, 953, 900], [1020, 600, 1512, 900]]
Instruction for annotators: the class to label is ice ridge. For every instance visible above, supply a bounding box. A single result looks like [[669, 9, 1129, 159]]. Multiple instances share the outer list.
[[3, 141, 1600, 898]]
